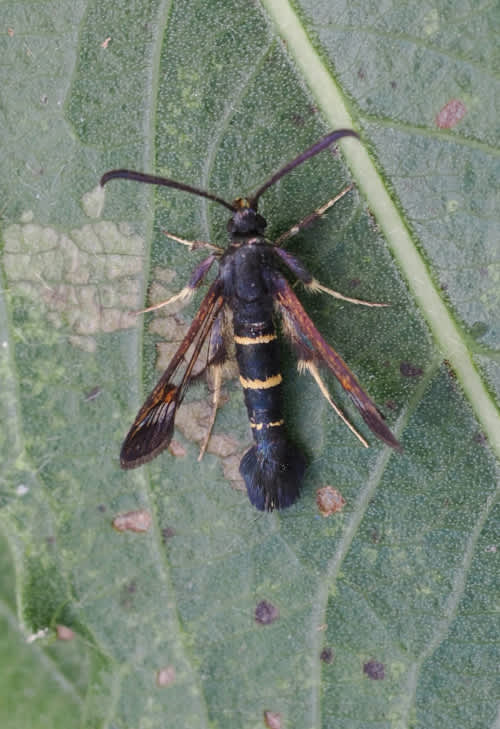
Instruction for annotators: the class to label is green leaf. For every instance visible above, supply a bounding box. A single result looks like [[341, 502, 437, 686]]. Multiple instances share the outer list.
[[1, 1, 498, 728]]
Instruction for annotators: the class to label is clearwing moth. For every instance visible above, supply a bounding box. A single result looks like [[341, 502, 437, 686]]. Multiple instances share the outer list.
[[101, 130, 400, 511]]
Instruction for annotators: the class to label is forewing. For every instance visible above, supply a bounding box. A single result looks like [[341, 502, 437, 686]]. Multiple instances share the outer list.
[[120, 281, 224, 468], [273, 273, 401, 450]]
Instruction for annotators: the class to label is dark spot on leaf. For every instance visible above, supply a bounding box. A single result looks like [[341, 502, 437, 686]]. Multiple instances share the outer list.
[[358, 68, 365, 80], [46, 536, 56, 546], [255, 600, 279, 625], [435, 99, 466, 129], [473, 432, 487, 446], [364, 659, 385, 680], [390, 80, 397, 89], [366, 209, 378, 227], [97, 504, 106, 512], [84, 386, 102, 402], [400, 361, 423, 377], [320, 648, 334, 664], [316, 486, 346, 517], [264, 710, 282, 729], [120, 581, 137, 610], [443, 359, 456, 379], [348, 278, 361, 288], [371, 530, 380, 544], [161, 526, 176, 543], [385, 400, 397, 411], [291, 114, 305, 127]]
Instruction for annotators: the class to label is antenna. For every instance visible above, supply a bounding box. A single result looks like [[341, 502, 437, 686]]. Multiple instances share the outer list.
[[100, 169, 235, 212], [100, 129, 360, 212], [249, 129, 359, 207]]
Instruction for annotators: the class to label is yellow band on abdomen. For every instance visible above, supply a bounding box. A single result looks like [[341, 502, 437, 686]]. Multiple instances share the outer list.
[[239, 373, 282, 389], [250, 419, 284, 430], [234, 333, 277, 345]]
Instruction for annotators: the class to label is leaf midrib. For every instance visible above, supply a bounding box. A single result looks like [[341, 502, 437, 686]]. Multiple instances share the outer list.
[[263, 0, 500, 459]]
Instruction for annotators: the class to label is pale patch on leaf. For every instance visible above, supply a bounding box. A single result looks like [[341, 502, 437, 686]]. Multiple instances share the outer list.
[[264, 710, 282, 729], [4, 220, 144, 350], [82, 184, 106, 218], [435, 99, 467, 129], [175, 400, 213, 444], [168, 440, 186, 457], [156, 665, 176, 687], [206, 434, 240, 459], [26, 628, 49, 643], [56, 625, 75, 641], [112, 509, 152, 533], [316, 486, 346, 517]]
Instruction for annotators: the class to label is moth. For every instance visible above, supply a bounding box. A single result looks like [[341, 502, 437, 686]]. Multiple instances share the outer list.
[[101, 129, 400, 511]]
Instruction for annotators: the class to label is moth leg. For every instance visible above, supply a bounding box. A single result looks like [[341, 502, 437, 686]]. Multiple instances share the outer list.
[[273, 183, 388, 307], [198, 364, 222, 461], [275, 184, 353, 247], [137, 254, 217, 314], [196, 306, 230, 460], [305, 279, 389, 308], [280, 307, 369, 447], [298, 359, 368, 448], [273, 247, 388, 308], [163, 230, 223, 253]]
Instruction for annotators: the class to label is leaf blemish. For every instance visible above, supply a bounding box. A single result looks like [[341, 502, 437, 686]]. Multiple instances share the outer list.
[[436, 99, 467, 129], [264, 710, 282, 729], [400, 361, 423, 378], [156, 665, 176, 687], [3, 220, 144, 351], [363, 659, 385, 680], [112, 509, 152, 533], [316, 486, 346, 517], [255, 600, 279, 625]]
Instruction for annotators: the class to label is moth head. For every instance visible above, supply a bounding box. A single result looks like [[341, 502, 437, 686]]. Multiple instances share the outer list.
[[227, 197, 267, 235]]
